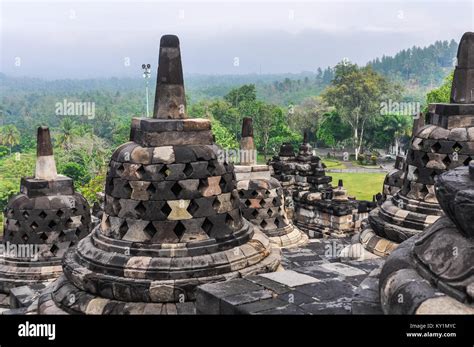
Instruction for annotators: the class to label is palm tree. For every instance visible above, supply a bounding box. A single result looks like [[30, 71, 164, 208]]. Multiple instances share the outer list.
[[0, 125, 20, 155], [56, 118, 75, 151]]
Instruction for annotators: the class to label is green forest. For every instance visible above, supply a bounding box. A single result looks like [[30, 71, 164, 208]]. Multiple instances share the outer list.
[[0, 39, 457, 230]]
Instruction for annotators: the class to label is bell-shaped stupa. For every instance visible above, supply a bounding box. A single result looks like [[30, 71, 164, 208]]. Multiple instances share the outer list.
[[32, 35, 280, 314], [354, 32, 474, 258], [235, 118, 308, 248], [0, 127, 91, 295]]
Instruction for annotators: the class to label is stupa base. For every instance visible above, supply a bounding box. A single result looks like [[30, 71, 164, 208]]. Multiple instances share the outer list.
[[268, 225, 308, 249], [0, 257, 62, 294]]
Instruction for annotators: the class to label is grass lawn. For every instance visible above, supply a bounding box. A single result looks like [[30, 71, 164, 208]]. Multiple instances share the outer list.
[[329, 172, 386, 201], [322, 159, 347, 169]]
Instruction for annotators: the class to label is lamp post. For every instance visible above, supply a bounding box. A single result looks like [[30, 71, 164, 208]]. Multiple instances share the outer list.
[[142, 63, 151, 117]]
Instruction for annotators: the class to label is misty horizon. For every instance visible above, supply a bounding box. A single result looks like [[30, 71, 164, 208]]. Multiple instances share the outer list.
[[0, 0, 470, 79]]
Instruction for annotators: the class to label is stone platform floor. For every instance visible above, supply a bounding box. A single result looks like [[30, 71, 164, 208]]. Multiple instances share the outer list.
[[196, 237, 385, 314], [0, 237, 384, 315]]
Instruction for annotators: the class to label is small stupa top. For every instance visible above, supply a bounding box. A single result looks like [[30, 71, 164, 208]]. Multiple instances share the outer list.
[[35, 126, 57, 180], [451, 32, 474, 104], [241, 117, 254, 138], [20, 126, 74, 197], [131, 35, 212, 147], [239, 117, 257, 166]]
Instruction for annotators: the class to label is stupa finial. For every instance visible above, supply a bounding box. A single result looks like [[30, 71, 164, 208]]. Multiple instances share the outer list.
[[451, 32, 474, 103], [35, 126, 57, 180], [153, 34, 186, 119]]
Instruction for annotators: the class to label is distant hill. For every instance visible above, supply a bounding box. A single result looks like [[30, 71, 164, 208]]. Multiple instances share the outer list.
[[0, 38, 458, 108]]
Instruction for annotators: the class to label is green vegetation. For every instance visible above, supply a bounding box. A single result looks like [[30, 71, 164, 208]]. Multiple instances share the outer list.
[[0, 38, 458, 224], [329, 172, 386, 201]]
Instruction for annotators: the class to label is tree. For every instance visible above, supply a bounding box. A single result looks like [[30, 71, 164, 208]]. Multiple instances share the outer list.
[[322, 62, 398, 159], [224, 84, 256, 107], [56, 118, 75, 151], [0, 125, 20, 154]]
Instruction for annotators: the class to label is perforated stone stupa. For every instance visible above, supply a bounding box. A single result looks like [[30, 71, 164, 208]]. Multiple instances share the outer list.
[[354, 32, 474, 258], [235, 118, 308, 248], [270, 134, 374, 238], [0, 127, 91, 294], [378, 161, 474, 314], [32, 35, 280, 314]]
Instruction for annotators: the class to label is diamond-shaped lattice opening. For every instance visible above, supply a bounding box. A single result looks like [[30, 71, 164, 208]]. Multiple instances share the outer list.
[[251, 190, 258, 197], [135, 201, 146, 216], [267, 208, 273, 217], [201, 218, 213, 234], [238, 190, 244, 198], [187, 200, 199, 215], [159, 165, 170, 178], [272, 198, 278, 205], [260, 220, 268, 228], [58, 230, 65, 238], [219, 177, 227, 191], [225, 213, 234, 225], [245, 199, 251, 207], [144, 222, 157, 238], [452, 142, 463, 152], [15, 220, 20, 227], [48, 220, 57, 229], [123, 182, 132, 194], [207, 161, 216, 175], [39, 211, 47, 219], [21, 233, 29, 242], [118, 221, 128, 237], [463, 156, 472, 166], [65, 218, 74, 228], [75, 228, 82, 237], [420, 185, 429, 194], [431, 142, 442, 153], [137, 165, 146, 178], [442, 155, 451, 167], [50, 244, 59, 255], [22, 211, 29, 219], [183, 163, 193, 177], [147, 183, 156, 195], [260, 199, 266, 208], [116, 164, 125, 175], [212, 198, 221, 210], [171, 182, 183, 197], [251, 209, 259, 218], [274, 218, 281, 227], [30, 221, 39, 230], [56, 209, 64, 218], [174, 221, 186, 239], [430, 170, 437, 180], [161, 203, 172, 216], [421, 153, 429, 166]]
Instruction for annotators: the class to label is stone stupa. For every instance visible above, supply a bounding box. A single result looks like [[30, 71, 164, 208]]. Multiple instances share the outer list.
[[378, 161, 474, 314], [352, 32, 474, 258], [0, 127, 91, 297], [271, 133, 374, 238], [235, 118, 308, 248], [30, 35, 280, 315]]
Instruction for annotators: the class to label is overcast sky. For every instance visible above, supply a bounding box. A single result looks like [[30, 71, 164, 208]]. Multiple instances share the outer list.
[[0, 0, 471, 78]]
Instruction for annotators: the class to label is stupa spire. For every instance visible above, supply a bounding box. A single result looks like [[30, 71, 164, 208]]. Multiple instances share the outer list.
[[451, 32, 474, 103], [153, 34, 187, 119], [35, 126, 57, 180]]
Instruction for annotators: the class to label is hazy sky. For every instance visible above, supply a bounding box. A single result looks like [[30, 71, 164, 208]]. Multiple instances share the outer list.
[[0, 0, 472, 78]]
